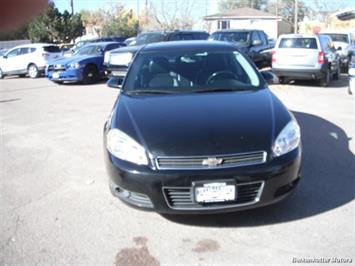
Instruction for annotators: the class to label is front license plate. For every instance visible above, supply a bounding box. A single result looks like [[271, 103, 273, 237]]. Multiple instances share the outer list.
[[195, 182, 236, 203], [52, 72, 60, 79]]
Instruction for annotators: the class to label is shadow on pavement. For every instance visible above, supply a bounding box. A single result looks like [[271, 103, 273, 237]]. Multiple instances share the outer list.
[[162, 111, 354, 227], [286, 74, 348, 89]]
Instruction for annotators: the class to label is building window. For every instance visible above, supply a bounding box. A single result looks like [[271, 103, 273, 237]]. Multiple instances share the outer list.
[[218, 20, 230, 30]]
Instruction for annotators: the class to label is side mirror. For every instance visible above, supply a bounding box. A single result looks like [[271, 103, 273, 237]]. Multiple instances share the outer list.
[[337, 47, 342, 51], [252, 39, 262, 46], [260, 70, 279, 85], [3, 55, 7, 59], [107, 77, 124, 89]]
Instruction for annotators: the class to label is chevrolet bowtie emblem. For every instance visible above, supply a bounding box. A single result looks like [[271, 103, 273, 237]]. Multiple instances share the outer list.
[[202, 157, 223, 167]]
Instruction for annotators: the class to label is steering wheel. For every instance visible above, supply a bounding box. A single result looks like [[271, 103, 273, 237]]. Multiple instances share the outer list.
[[206, 71, 239, 85]]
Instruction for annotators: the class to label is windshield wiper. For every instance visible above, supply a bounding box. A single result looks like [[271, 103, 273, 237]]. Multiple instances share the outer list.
[[194, 87, 250, 93], [124, 89, 179, 95]]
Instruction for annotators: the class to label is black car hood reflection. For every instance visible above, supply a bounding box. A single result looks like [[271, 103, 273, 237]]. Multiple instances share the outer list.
[[113, 88, 290, 157]]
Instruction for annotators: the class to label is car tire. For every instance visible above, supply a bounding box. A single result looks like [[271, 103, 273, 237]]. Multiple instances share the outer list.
[[279, 77, 287, 84], [28, 64, 39, 78], [82, 65, 99, 84], [0, 68, 4, 79], [320, 69, 330, 87]]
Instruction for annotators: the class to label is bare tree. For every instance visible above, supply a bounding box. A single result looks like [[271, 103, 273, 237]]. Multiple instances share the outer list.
[[143, 0, 196, 31]]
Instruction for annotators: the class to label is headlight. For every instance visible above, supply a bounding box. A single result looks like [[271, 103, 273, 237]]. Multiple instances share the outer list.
[[68, 62, 81, 68], [272, 120, 301, 157], [104, 51, 110, 64], [106, 129, 148, 165]]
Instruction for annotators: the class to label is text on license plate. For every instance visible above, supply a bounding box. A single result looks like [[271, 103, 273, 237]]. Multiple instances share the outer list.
[[195, 182, 235, 203]]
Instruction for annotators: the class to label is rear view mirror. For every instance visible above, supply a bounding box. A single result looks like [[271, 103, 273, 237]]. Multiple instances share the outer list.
[[260, 70, 279, 85], [107, 77, 124, 89]]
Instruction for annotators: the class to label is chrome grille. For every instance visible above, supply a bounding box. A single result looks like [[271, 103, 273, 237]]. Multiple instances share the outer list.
[[156, 151, 266, 170], [163, 181, 264, 210]]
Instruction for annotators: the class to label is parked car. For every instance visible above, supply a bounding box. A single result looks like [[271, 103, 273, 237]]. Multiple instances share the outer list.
[[64, 36, 127, 57], [0, 43, 61, 79], [319, 31, 355, 72], [348, 55, 355, 95], [272, 34, 340, 87], [104, 41, 302, 214], [209, 29, 274, 68], [104, 30, 210, 77], [46, 42, 124, 84]]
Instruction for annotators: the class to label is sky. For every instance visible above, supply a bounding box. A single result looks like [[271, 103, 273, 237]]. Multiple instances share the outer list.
[[53, 0, 220, 18]]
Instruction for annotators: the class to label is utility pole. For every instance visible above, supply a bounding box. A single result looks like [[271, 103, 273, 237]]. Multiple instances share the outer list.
[[70, 0, 74, 15], [276, 0, 279, 38], [294, 0, 298, 33]]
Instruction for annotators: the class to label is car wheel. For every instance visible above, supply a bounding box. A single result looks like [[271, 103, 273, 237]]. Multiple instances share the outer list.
[[0, 68, 3, 79], [279, 77, 289, 84], [28, 64, 39, 78], [320, 69, 330, 87], [82, 65, 99, 84]]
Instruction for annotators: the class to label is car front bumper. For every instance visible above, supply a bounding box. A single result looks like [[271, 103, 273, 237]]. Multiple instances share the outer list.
[[272, 68, 326, 80], [104, 147, 302, 214], [47, 68, 84, 82]]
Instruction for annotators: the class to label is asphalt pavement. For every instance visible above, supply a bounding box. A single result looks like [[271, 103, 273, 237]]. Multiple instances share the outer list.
[[0, 75, 354, 266]]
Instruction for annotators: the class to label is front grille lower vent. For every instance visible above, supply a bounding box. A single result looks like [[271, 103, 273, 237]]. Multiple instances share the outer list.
[[163, 181, 264, 210], [156, 151, 266, 170]]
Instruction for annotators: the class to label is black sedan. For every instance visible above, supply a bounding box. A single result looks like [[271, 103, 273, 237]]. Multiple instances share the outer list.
[[104, 41, 302, 214]]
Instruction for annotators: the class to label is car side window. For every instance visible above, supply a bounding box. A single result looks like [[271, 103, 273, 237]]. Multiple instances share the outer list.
[[169, 34, 180, 41], [181, 34, 194, 40], [19, 47, 30, 55], [6, 48, 20, 58], [251, 31, 261, 43], [258, 31, 267, 45]]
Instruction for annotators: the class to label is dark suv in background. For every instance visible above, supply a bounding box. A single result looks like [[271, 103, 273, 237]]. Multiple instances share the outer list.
[[209, 29, 274, 68], [104, 30, 210, 77]]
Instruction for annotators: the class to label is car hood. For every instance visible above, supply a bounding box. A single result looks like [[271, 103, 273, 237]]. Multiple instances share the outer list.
[[112, 89, 292, 157], [49, 55, 100, 65]]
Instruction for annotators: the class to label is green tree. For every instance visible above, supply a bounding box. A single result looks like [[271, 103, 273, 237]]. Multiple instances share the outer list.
[[101, 9, 139, 37], [27, 1, 84, 43], [219, 0, 268, 11], [0, 25, 28, 41]]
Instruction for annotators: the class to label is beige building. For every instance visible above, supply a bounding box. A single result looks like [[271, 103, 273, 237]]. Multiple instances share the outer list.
[[203, 7, 292, 40]]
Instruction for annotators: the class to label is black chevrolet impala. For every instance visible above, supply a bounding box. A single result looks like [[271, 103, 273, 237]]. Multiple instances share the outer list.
[[104, 41, 301, 214]]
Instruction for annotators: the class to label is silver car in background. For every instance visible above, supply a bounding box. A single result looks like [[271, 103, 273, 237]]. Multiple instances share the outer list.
[[272, 34, 340, 87]]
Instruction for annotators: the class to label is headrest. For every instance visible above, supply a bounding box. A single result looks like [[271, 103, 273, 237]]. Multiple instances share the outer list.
[[149, 57, 170, 74]]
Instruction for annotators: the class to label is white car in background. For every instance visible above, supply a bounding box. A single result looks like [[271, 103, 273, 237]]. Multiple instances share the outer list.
[[320, 31, 355, 72], [0, 43, 61, 79]]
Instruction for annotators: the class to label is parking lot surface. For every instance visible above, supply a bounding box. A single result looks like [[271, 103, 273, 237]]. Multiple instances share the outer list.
[[0, 76, 354, 265]]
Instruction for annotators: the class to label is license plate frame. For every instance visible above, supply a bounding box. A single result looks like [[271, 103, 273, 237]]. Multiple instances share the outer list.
[[52, 72, 61, 79], [193, 180, 236, 203]]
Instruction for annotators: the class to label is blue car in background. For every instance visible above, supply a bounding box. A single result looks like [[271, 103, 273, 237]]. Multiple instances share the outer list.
[[46, 42, 125, 84]]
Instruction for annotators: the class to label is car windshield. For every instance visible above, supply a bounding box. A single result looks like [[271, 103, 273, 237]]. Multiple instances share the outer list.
[[130, 33, 166, 46], [322, 34, 349, 43], [76, 45, 104, 55], [123, 50, 261, 94], [211, 32, 250, 44]]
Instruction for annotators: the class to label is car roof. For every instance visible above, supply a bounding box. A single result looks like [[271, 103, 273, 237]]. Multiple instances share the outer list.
[[139, 30, 207, 35], [11, 43, 58, 49], [83, 41, 122, 47], [213, 29, 255, 33], [141, 40, 238, 52], [279, 34, 319, 38]]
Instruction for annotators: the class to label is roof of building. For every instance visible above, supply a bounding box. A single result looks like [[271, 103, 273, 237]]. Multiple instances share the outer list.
[[204, 7, 278, 20]]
